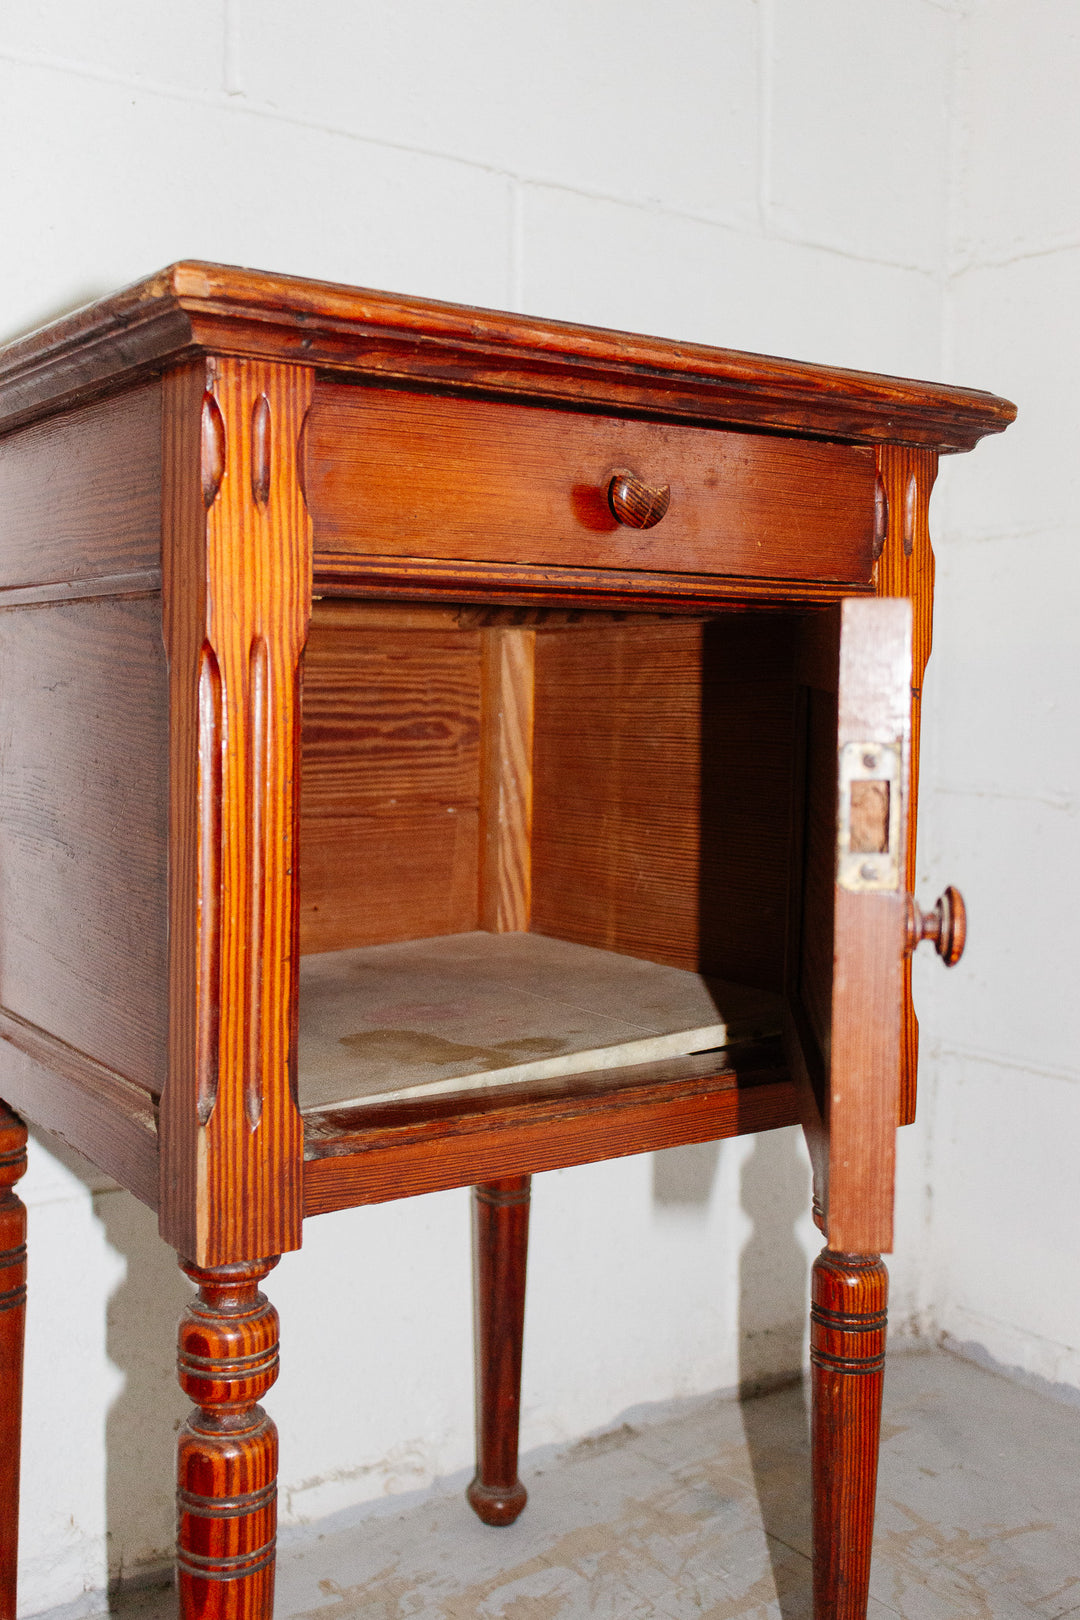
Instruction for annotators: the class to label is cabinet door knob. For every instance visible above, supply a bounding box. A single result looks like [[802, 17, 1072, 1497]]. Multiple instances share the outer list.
[[607, 470, 671, 529], [905, 885, 966, 966]]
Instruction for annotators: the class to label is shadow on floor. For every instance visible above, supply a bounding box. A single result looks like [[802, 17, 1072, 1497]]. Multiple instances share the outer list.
[[738, 1126, 812, 1619]]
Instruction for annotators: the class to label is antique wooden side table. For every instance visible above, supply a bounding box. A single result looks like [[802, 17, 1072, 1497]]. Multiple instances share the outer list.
[[0, 265, 1013, 1620]]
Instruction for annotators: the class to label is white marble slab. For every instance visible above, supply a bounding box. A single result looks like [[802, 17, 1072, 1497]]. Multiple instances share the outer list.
[[298, 931, 782, 1111]]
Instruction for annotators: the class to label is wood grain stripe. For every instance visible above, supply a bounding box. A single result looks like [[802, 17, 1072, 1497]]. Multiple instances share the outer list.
[[480, 628, 534, 932]]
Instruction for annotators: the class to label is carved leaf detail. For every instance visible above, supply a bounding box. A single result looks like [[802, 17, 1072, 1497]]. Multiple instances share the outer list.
[[903, 470, 917, 557], [200, 391, 226, 509], [251, 393, 272, 508], [873, 473, 889, 561]]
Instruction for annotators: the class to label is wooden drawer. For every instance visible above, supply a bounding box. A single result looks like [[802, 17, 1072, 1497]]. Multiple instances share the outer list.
[[305, 383, 877, 583]]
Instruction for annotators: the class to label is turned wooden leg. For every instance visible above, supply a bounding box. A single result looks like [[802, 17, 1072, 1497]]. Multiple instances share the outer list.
[[0, 1106, 27, 1620], [176, 1258, 281, 1620], [466, 1177, 530, 1526], [810, 1249, 888, 1620]]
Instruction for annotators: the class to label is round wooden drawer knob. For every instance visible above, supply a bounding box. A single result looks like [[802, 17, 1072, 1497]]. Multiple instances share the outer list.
[[607, 470, 671, 530], [905, 884, 966, 966]]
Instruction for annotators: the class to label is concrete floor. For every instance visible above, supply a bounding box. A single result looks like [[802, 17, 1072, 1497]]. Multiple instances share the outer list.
[[111, 1347, 1080, 1620]]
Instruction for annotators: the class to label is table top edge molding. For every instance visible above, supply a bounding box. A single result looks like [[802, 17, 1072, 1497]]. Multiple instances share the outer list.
[[0, 261, 1016, 450]]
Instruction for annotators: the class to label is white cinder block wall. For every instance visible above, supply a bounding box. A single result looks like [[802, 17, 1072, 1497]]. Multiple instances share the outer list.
[[1, 3, 1074, 1613], [912, 0, 1080, 1395]]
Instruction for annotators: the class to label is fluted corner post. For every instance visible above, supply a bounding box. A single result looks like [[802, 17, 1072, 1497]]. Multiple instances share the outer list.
[[176, 1258, 281, 1620], [466, 1176, 531, 1527], [161, 358, 314, 1268], [0, 1104, 27, 1620], [874, 444, 937, 1126], [810, 1249, 888, 1620]]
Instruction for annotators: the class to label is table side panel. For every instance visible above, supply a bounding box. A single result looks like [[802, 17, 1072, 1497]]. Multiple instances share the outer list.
[[0, 1031, 158, 1208], [0, 381, 161, 591], [305, 383, 878, 583], [0, 593, 168, 1102]]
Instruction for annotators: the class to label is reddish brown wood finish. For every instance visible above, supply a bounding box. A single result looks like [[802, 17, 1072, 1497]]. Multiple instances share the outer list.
[[177, 1257, 281, 1620], [0, 262, 1015, 450], [0, 594, 168, 1097], [467, 1177, 531, 1527], [0, 381, 161, 590], [906, 886, 967, 967], [874, 445, 937, 1124], [305, 383, 878, 584], [0, 1017, 158, 1210], [313, 549, 872, 612], [0, 1105, 26, 1620], [162, 358, 313, 1266], [810, 1250, 888, 1620], [0, 265, 1016, 1620], [300, 601, 482, 953], [788, 600, 911, 1255], [302, 1044, 797, 1215], [479, 627, 534, 932], [608, 469, 671, 530], [531, 616, 796, 987]]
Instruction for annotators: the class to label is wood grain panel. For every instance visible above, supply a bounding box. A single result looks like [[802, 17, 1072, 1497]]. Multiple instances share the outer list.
[[301, 811, 480, 954], [301, 608, 480, 813], [480, 628, 534, 932], [874, 445, 937, 1125], [300, 603, 481, 953], [306, 384, 878, 582], [302, 1043, 797, 1214], [0, 381, 160, 589], [0, 1018, 158, 1208], [0, 594, 168, 1094], [162, 358, 312, 1266], [531, 617, 796, 988]]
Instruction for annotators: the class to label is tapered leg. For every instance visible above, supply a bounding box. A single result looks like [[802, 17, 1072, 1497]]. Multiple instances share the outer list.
[[466, 1177, 530, 1526], [0, 1105, 27, 1620], [810, 1249, 888, 1620], [176, 1258, 281, 1620]]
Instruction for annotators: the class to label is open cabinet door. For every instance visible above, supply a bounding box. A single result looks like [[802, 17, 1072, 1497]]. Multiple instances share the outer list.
[[786, 595, 912, 1255], [785, 595, 913, 1620]]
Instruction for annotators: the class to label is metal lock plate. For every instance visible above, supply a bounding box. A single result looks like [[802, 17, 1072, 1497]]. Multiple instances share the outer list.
[[837, 740, 902, 892]]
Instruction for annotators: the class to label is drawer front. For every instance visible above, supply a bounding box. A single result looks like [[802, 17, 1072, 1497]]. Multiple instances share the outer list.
[[306, 383, 876, 583]]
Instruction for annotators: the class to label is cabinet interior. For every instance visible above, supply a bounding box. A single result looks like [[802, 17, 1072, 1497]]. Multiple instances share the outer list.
[[297, 597, 827, 1113]]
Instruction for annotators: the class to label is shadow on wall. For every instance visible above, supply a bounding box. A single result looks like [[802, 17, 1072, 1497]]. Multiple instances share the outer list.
[[95, 1188, 190, 1598], [26, 1127, 188, 1600], [35, 1122, 811, 1603], [652, 1126, 812, 1619], [738, 1127, 812, 1619]]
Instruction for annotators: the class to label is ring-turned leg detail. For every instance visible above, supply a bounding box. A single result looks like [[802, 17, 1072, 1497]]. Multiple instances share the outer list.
[[176, 1257, 281, 1620], [810, 1249, 888, 1620], [0, 1104, 27, 1620], [467, 1177, 530, 1527]]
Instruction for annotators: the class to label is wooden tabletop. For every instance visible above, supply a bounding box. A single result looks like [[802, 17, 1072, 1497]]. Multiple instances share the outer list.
[[0, 261, 1015, 450]]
